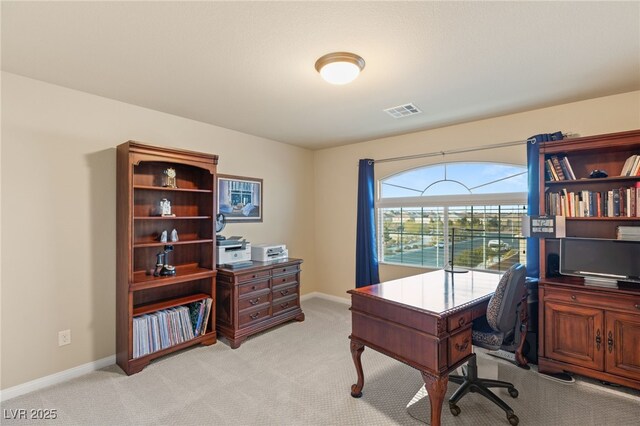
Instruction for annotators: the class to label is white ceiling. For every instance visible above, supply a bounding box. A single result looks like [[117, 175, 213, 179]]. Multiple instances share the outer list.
[[2, 1, 639, 149]]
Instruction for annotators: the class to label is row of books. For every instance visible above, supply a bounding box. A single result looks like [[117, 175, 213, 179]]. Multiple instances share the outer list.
[[617, 226, 640, 241], [620, 154, 640, 177], [545, 155, 576, 181], [133, 297, 212, 359], [546, 186, 640, 218]]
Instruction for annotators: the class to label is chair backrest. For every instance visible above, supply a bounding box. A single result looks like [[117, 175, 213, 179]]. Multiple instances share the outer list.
[[486, 263, 527, 335]]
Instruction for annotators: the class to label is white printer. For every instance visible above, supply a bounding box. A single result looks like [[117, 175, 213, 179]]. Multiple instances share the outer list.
[[251, 243, 288, 261], [216, 237, 251, 266]]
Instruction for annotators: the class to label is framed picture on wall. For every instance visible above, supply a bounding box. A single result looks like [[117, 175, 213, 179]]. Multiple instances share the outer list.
[[217, 175, 263, 222]]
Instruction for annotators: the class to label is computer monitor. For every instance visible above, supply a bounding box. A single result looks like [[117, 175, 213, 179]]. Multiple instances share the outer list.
[[560, 237, 640, 286]]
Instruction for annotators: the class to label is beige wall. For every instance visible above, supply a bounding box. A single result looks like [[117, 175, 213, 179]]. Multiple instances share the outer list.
[[0, 72, 316, 389], [313, 91, 640, 299]]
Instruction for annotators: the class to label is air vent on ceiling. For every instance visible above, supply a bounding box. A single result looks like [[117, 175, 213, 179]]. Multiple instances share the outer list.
[[384, 103, 422, 118]]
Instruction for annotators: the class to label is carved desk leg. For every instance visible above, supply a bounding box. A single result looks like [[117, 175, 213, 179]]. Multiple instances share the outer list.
[[350, 340, 365, 398], [421, 371, 448, 426]]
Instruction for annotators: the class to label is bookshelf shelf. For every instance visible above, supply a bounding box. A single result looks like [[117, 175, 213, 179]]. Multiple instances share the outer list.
[[117, 141, 219, 375], [133, 293, 210, 316]]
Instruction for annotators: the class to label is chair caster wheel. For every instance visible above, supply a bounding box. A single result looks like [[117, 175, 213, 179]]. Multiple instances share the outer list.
[[508, 387, 519, 398], [449, 404, 461, 416], [507, 413, 519, 425]]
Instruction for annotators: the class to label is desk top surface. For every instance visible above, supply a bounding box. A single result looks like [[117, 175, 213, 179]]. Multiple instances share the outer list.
[[349, 269, 502, 315]]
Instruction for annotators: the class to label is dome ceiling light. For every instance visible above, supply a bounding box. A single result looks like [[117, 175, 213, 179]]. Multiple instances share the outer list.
[[315, 52, 365, 85]]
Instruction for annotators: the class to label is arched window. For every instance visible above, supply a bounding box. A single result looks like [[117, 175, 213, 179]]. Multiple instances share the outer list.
[[378, 162, 527, 272]]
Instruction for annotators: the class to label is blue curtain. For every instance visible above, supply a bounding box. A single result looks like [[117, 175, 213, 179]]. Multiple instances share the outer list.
[[355, 159, 380, 288], [526, 132, 564, 278]]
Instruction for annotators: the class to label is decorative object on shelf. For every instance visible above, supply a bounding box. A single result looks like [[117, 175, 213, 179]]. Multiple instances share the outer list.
[[159, 230, 168, 243], [217, 175, 263, 222], [153, 245, 176, 277], [521, 215, 566, 238], [170, 229, 179, 242], [163, 167, 177, 188], [159, 198, 175, 217], [589, 169, 608, 178]]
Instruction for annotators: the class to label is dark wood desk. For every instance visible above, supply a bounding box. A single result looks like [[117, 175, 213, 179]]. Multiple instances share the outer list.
[[348, 269, 501, 426]]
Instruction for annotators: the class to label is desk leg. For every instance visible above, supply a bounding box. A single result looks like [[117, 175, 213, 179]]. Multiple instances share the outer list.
[[421, 371, 448, 426], [350, 340, 365, 398]]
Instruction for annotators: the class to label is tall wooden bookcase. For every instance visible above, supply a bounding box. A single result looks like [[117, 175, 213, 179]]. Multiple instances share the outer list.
[[537, 129, 640, 389], [116, 141, 218, 375]]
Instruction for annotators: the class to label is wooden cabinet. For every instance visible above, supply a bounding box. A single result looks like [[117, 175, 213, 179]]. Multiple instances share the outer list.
[[539, 282, 640, 389], [116, 141, 218, 375], [216, 258, 305, 348], [537, 130, 640, 389]]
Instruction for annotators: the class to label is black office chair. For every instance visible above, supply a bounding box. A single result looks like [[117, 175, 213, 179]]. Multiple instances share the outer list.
[[448, 263, 529, 426]]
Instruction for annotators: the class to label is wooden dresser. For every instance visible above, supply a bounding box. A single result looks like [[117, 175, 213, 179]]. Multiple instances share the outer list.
[[216, 258, 305, 348]]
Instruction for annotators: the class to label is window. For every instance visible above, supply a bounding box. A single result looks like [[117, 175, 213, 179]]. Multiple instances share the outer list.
[[378, 162, 527, 272]]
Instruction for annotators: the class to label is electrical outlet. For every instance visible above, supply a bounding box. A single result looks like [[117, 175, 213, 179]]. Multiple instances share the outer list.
[[58, 329, 71, 346]]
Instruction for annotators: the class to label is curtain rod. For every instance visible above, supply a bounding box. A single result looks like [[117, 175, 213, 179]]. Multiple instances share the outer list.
[[373, 138, 535, 164]]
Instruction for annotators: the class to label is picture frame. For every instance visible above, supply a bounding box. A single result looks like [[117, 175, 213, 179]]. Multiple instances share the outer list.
[[217, 174, 263, 222]]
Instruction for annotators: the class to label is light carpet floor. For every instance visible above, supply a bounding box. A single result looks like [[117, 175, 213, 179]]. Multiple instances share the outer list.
[[1, 298, 638, 425]]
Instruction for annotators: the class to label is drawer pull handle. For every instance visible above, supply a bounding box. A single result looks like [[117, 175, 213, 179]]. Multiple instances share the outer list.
[[281, 302, 290, 309], [608, 331, 614, 353], [281, 289, 289, 296], [595, 329, 601, 351], [458, 317, 465, 327], [249, 297, 260, 306], [455, 339, 470, 352], [250, 312, 260, 320], [282, 278, 287, 282], [283, 268, 287, 272], [635, 304, 640, 310], [571, 295, 576, 300], [252, 274, 257, 278], [252, 285, 257, 290]]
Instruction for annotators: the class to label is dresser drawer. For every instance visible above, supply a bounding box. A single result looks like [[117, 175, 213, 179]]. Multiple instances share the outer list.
[[273, 283, 299, 301], [448, 310, 472, 333], [545, 287, 640, 313], [273, 296, 299, 316], [273, 264, 300, 276], [238, 306, 270, 328], [237, 290, 271, 312], [272, 273, 298, 288], [238, 279, 270, 297], [448, 328, 472, 366], [237, 270, 271, 284]]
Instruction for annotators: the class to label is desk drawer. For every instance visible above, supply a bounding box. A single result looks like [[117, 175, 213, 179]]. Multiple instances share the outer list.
[[448, 328, 472, 366], [273, 283, 299, 301], [545, 288, 640, 313], [238, 306, 270, 328], [448, 311, 472, 332], [273, 296, 299, 316], [237, 291, 270, 311], [272, 273, 297, 288], [273, 264, 300, 276], [238, 279, 270, 297], [237, 270, 271, 284]]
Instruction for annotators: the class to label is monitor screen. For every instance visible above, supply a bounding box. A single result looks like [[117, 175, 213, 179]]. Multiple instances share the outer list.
[[560, 238, 640, 283]]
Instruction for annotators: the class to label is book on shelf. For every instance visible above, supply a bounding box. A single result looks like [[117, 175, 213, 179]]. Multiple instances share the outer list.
[[545, 155, 576, 181], [132, 300, 211, 359], [620, 154, 640, 176], [617, 225, 640, 241], [546, 186, 639, 218]]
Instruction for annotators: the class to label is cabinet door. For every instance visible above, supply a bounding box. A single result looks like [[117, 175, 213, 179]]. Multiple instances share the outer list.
[[544, 301, 604, 370], [605, 311, 640, 381]]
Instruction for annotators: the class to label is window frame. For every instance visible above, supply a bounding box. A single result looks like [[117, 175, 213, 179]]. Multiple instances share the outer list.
[[377, 161, 527, 271]]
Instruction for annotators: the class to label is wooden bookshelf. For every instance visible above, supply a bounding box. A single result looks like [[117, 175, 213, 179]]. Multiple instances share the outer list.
[[116, 141, 219, 375], [537, 129, 640, 391]]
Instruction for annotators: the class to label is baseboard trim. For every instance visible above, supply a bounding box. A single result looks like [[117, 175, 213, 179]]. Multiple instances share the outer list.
[[301, 291, 350, 305], [0, 355, 115, 402], [1, 293, 351, 401]]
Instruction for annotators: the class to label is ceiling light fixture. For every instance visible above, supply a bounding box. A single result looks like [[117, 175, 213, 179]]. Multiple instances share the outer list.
[[315, 52, 365, 85]]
